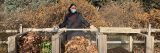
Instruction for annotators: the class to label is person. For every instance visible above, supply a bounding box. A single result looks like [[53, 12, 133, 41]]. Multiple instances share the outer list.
[[59, 3, 90, 28], [59, 3, 93, 53], [59, 3, 93, 41]]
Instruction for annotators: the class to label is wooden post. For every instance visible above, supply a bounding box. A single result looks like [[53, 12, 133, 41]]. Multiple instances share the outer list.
[[97, 33, 107, 53], [145, 24, 154, 53], [146, 36, 154, 53], [19, 24, 23, 33], [52, 32, 62, 53], [148, 24, 151, 36], [129, 36, 133, 52], [8, 36, 16, 53]]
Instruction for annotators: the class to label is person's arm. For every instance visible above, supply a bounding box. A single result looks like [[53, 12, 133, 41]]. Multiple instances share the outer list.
[[59, 15, 68, 28], [79, 13, 90, 27]]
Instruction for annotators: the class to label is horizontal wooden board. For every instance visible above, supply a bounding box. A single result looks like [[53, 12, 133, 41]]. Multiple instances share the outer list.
[[100, 27, 141, 33]]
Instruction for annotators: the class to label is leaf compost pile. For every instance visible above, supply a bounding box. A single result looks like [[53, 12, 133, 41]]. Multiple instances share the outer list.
[[65, 36, 98, 53], [4, 0, 110, 29], [18, 32, 41, 53]]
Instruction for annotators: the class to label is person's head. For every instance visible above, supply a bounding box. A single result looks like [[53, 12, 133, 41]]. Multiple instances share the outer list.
[[68, 3, 77, 13]]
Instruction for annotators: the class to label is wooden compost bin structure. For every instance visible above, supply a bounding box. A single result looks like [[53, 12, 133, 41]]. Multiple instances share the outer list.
[[3, 24, 160, 53], [7, 26, 99, 53]]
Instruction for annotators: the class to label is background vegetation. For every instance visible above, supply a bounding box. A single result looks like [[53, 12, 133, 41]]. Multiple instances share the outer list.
[[0, 0, 160, 53]]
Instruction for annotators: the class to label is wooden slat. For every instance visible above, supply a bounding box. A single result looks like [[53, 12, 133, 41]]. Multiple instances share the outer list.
[[103, 35, 107, 53], [7, 32, 28, 53], [100, 27, 141, 33], [155, 40, 160, 43], [52, 32, 62, 53], [8, 36, 16, 53], [23, 28, 97, 32], [59, 28, 93, 31], [92, 40, 160, 44], [97, 33, 107, 53], [0, 30, 18, 33], [19, 24, 23, 33], [151, 29, 160, 32], [129, 36, 133, 52], [148, 24, 151, 36], [100, 27, 133, 29], [145, 36, 154, 53], [23, 28, 58, 32], [146, 24, 154, 53], [0, 41, 7, 44], [2, 27, 160, 33]]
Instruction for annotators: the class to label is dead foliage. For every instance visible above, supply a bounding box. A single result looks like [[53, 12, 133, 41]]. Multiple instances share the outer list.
[[65, 36, 98, 53], [4, 0, 110, 29], [99, 2, 149, 28], [18, 32, 41, 53], [133, 44, 145, 53], [0, 43, 7, 53]]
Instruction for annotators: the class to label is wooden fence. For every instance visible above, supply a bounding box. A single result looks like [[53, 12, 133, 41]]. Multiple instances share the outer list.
[[0, 24, 160, 53]]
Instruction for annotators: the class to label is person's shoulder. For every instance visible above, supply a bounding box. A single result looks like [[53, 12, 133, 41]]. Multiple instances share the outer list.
[[76, 12, 83, 16], [76, 12, 81, 14], [65, 13, 70, 17]]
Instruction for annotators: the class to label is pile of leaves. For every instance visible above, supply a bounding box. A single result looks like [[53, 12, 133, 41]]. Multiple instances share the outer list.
[[4, 0, 110, 29], [133, 44, 160, 53], [18, 32, 53, 53], [99, 2, 149, 28], [100, 1, 160, 39], [155, 44, 160, 53], [65, 36, 98, 53], [133, 44, 145, 53], [18, 32, 41, 53], [0, 43, 7, 53]]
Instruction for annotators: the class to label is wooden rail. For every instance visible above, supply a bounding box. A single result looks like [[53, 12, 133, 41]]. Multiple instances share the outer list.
[[91, 40, 160, 44], [2, 28, 160, 33], [1, 24, 160, 53], [1, 40, 160, 44], [0, 41, 7, 44]]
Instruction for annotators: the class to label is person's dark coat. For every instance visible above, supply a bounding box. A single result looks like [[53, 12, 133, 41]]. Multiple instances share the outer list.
[[59, 3, 90, 28], [59, 4, 90, 42], [59, 12, 90, 28]]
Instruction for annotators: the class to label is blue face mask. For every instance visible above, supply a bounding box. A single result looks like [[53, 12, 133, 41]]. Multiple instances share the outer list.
[[71, 9, 76, 13]]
